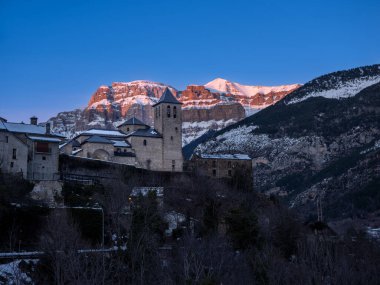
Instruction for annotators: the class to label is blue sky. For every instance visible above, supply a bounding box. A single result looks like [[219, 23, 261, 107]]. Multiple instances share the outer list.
[[0, 0, 379, 122]]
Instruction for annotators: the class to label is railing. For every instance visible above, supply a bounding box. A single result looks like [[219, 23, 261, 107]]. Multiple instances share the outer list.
[[61, 173, 100, 185]]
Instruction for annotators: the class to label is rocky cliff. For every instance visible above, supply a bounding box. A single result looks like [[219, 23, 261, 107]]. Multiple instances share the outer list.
[[49, 80, 299, 145]]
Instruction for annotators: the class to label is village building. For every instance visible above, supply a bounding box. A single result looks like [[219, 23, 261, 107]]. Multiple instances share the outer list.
[[0, 116, 63, 180], [60, 88, 184, 172], [189, 153, 253, 179]]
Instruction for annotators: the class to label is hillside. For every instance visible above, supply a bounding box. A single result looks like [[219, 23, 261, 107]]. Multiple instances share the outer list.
[[193, 64, 380, 222]]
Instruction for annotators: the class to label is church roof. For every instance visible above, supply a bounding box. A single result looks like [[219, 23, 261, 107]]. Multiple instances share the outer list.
[[81, 129, 128, 138], [118, 117, 147, 127], [152, 88, 182, 107], [83, 135, 114, 144], [127, 128, 162, 138]]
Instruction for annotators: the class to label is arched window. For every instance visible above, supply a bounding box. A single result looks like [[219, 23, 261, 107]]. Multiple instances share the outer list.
[[143, 139, 147, 146], [173, 106, 177, 118], [167, 106, 171, 118]]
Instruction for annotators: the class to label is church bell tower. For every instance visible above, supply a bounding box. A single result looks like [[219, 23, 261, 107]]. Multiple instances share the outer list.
[[153, 88, 183, 171]]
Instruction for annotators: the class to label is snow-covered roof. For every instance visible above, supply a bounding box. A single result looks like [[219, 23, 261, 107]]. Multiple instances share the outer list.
[[28, 136, 62, 143], [127, 128, 162, 138], [72, 148, 83, 155], [81, 129, 128, 137], [112, 140, 131, 148], [4, 122, 47, 135], [198, 153, 251, 160], [118, 117, 147, 127], [83, 135, 114, 144], [152, 88, 182, 106]]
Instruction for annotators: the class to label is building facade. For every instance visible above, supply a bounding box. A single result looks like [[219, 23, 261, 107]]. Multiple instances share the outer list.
[[61, 89, 184, 172], [190, 153, 253, 179], [0, 116, 62, 180]]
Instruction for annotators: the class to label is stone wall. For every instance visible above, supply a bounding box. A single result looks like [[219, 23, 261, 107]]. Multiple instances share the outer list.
[[0, 132, 28, 178]]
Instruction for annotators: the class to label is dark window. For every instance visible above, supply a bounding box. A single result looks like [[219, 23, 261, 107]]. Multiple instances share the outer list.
[[124, 149, 127, 152], [212, 169, 216, 177], [36, 142, 50, 153], [12, 148, 16, 159], [42, 156, 46, 160], [175, 127, 178, 132], [212, 160, 216, 167], [172, 160, 175, 171], [228, 170, 232, 177], [170, 136, 173, 141], [143, 139, 147, 146], [117, 148, 121, 152], [5, 136, 8, 143], [127, 127, 130, 132], [167, 106, 171, 117], [10, 162, 14, 168], [173, 106, 177, 118]]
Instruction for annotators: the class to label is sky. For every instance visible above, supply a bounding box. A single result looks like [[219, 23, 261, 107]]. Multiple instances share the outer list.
[[0, 0, 379, 122]]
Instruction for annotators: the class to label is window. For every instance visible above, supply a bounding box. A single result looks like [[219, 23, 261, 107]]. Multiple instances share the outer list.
[[127, 127, 130, 132], [117, 148, 121, 152], [42, 156, 46, 161], [167, 106, 171, 117], [212, 169, 216, 177], [170, 136, 173, 141], [36, 142, 50, 153], [175, 127, 178, 133], [5, 136, 8, 143], [10, 162, 14, 168], [212, 160, 216, 167], [228, 170, 232, 177], [143, 139, 147, 146], [172, 160, 175, 171], [12, 148, 16, 159], [173, 106, 177, 118]]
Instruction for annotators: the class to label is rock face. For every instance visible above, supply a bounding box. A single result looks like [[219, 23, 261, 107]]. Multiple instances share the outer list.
[[192, 64, 380, 222], [49, 80, 299, 145]]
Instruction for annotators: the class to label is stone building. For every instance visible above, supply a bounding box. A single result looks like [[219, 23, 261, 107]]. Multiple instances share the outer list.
[[189, 153, 253, 179], [0, 116, 63, 180], [61, 88, 184, 172]]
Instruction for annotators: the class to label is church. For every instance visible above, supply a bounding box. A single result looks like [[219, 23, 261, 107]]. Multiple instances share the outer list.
[[60, 89, 184, 172]]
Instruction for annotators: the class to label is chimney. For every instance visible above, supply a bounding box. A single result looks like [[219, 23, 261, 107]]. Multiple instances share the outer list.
[[46, 122, 51, 134], [30, 116, 38, 125]]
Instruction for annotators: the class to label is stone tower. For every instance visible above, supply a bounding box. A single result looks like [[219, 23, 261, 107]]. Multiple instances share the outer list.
[[153, 88, 183, 171]]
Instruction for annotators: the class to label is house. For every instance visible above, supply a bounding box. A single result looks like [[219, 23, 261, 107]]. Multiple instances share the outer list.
[[0, 116, 63, 180], [189, 153, 253, 179], [60, 88, 184, 172]]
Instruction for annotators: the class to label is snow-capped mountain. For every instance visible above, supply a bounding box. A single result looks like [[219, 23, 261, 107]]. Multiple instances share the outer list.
[[189, 64, 380, 222], [205, 78, 301, 115], [49, 79, 299, 145]]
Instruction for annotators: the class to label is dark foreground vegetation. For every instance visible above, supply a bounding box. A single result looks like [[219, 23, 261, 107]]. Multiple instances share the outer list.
[[1, 169, 380, 285]]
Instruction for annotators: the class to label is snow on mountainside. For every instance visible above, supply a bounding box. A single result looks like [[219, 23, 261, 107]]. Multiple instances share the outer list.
[[191, 64, 380, 223], [50, 78, 299, 145], [284, 64, 380, 104]]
